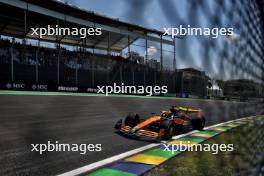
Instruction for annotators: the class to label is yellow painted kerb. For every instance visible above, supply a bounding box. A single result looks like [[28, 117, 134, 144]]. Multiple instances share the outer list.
[[126, 154, 167, 165], [209, 127, 228, 131], [191, 133, 214, 138]]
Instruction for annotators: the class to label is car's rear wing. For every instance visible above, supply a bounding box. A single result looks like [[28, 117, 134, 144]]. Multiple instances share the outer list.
[[177, 107, 201, 112]]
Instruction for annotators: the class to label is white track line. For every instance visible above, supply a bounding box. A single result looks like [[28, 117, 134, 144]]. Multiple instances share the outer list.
[[57, 116, 256, 176]]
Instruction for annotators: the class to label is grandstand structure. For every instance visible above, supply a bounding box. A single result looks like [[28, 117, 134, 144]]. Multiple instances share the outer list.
[[0, 0, 177, 93]]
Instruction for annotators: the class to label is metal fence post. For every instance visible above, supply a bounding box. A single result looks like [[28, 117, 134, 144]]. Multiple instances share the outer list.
[[57, 43, 60, 85], [11, 38, 14, 82], [36, 39, 40, 83]]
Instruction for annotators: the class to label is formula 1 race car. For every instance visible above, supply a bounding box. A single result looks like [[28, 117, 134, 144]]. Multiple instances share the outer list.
[[114, 106, 205, 140]]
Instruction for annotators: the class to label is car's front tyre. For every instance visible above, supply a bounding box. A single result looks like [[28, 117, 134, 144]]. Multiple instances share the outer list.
[[160, 120, 175, 140]]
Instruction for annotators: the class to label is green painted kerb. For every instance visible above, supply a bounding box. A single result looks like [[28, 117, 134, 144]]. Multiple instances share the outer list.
[[196, 131, 220, 135], [87, 168, 136, 176], [175, 137, 205, 143], [143, 148, 180, 158]]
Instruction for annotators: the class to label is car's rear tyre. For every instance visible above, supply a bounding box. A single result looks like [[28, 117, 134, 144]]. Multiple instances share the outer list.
[[160, 120, 175, 140], [192, 116, 205, 130], [124, 113, 140, 127]]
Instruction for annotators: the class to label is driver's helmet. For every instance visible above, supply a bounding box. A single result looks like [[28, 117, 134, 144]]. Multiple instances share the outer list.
[[161, 111, 173, 120]]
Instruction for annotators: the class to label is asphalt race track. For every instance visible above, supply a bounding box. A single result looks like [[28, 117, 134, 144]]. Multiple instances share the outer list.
[[0, 94, 263, 176]]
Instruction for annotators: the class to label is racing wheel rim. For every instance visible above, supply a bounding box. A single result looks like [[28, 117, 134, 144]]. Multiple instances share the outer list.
[[168, 126, 174, 137]]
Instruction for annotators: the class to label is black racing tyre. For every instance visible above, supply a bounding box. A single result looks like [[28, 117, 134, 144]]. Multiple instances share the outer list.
[[160, 120, 175, 140], [174, 124, 183, 134], [124, 113, 140, 127], [192, 116, 205, 130]]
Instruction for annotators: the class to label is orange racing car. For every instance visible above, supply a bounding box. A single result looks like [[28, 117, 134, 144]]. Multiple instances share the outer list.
[[114, 106, 205, 140]]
